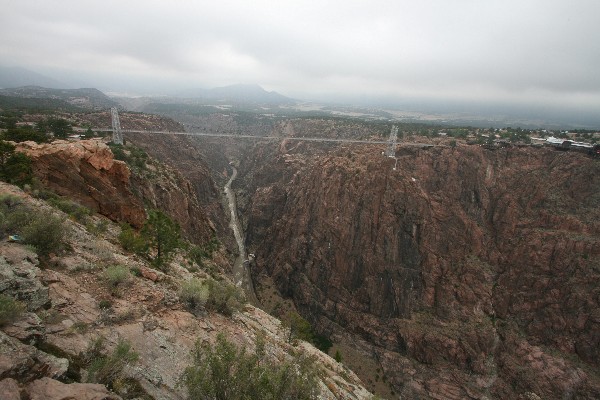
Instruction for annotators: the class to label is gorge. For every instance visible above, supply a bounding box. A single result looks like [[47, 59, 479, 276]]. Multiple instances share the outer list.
[[123, 118, 600, 399], [2, 107, 598, 399]]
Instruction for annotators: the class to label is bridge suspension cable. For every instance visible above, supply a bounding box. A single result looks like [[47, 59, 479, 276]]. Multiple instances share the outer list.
[[110, 107, 123, 145]]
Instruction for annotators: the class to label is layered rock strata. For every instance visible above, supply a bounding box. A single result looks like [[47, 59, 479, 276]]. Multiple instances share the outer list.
[[17, 140, 145, 228], [240, 142, 600, 399]]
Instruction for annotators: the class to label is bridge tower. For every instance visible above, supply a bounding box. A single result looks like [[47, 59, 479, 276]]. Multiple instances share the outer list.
[[385, 125, 398, 157], [110, 107, 123, 145]]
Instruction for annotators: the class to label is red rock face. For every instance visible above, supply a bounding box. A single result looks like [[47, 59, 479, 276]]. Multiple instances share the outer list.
[[17, 139, 146, 227], [241, 143, 600, 399], [124, 132, 233, 247], [129, 158, 216, 246], [18, 138, 218, 245]]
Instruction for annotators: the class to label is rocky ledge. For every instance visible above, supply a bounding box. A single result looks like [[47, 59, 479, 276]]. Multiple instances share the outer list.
[[0, 181, 372, 399]]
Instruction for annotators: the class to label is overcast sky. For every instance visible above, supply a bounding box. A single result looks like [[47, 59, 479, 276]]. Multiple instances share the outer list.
[[1, 0, 599, 114]]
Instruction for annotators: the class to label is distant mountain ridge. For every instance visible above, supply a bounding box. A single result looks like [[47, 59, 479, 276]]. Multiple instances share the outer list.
[[0, 86, 118, 110], [177, 84, 295, 105], [0, 66, 69, 89]]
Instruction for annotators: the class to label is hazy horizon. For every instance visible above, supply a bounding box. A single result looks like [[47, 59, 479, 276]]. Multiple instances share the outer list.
[[1, 0, 599, 127]]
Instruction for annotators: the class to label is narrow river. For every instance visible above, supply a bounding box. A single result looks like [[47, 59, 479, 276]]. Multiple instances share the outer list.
[[224, 164, 259, 305]]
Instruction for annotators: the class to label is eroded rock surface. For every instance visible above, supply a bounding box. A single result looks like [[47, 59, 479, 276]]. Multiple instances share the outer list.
[[17, 139, 146, 227], [0, 180, 372, 400], [240, 142, 600, 399], [26, 377, 122, 400], [0, 244, 49, 311]]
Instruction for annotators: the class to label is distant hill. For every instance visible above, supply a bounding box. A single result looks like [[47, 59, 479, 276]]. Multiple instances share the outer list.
[[0, 86, 118, 110], [178, 84, 295, 105], [0, 95, 84, 112], [0, 66, 69, 89]]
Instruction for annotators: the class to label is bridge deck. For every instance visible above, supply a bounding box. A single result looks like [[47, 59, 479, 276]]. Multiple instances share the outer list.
[[94, 128, 435, 147]]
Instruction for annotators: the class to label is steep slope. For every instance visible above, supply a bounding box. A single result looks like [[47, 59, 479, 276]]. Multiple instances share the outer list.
[[239, 141, 600, 399], [0, 137, 373, 399], [0, 181, 372, 399], [123, 132, 234, 250]]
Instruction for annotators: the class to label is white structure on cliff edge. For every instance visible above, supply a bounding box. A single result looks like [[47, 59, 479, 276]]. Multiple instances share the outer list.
[[111, 107, 123, 145]]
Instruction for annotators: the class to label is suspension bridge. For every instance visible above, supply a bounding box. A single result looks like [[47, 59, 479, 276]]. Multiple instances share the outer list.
[[108, 109, 433, 151]]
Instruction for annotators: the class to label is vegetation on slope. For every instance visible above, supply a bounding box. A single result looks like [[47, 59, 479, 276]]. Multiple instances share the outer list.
[[183, 333, 321, 400]]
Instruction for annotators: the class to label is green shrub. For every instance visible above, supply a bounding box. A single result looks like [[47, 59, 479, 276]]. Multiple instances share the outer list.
[[141, 209, 181, 268], [179, 278, 245, 316], [48, 197, 93, 222], [0, 195, 66, 255], [187, 245, 209, 267], [283, 311, 314, 344], [85, 219, 108, 236], [0, 294, 25, 326], [118, 223, 148, 255], [103, 265, 130, 295], [108, 143, 148, 171], [84, 338, 139, 388], [179, 278, 210, 312], [281, 310, 332, 352], [187, 236, 220, 267], [21, 211, 66, 256], [205, 278, 245, 316], [183, 333, 321, 400], [98, 299, 113, 310], [0, 194, 30, 234], [71, 321, 89, 334], [334, 350, 342, 363], [0, 140, 33, 187]]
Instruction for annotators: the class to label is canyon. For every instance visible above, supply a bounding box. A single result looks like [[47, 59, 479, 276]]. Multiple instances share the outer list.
[[123, 117, 600, 399], [2, 111, 599, 399], [237, 139, 600, 399], [0, 138, 371, 399]]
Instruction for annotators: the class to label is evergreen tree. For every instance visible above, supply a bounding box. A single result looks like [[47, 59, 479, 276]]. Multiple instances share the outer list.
[[0, 140, 32, 186], [141, 209, 181, 267]]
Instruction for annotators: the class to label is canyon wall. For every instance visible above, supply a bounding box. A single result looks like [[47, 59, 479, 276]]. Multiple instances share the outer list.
[[17, 139, 146, 227], [239, 141, 600, 399], [124, 133, 232, 248], [18, 138, 216, 245]]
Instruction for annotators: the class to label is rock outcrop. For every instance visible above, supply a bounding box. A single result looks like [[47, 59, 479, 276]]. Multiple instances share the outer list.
[[240, 142, 600, 399], [17, 140, 146, 227], [0, 181, 372, 399], [15, 138, 218, 245], [128, 149, 216, 246], [124, 132, 233, 248]]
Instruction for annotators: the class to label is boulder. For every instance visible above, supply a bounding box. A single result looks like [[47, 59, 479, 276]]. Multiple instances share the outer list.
[[25, 377, 122, 400], [0, 244, 49, 311]]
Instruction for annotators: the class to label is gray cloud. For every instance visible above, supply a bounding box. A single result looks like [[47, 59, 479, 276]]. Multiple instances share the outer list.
[[1, 0, 599, 114]]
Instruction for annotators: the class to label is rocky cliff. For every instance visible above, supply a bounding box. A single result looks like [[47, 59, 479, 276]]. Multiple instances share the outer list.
[[15, 138, 216, 246], [239, 141, 600, 399], [17, 140, 146, 228], [0, 177, 371, 399], [123, 132, 235, 249]]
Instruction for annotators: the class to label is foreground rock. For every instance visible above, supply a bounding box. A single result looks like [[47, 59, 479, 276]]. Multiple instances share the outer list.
[[26, 377, 122, 400], [0, 181, 372, 399]]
